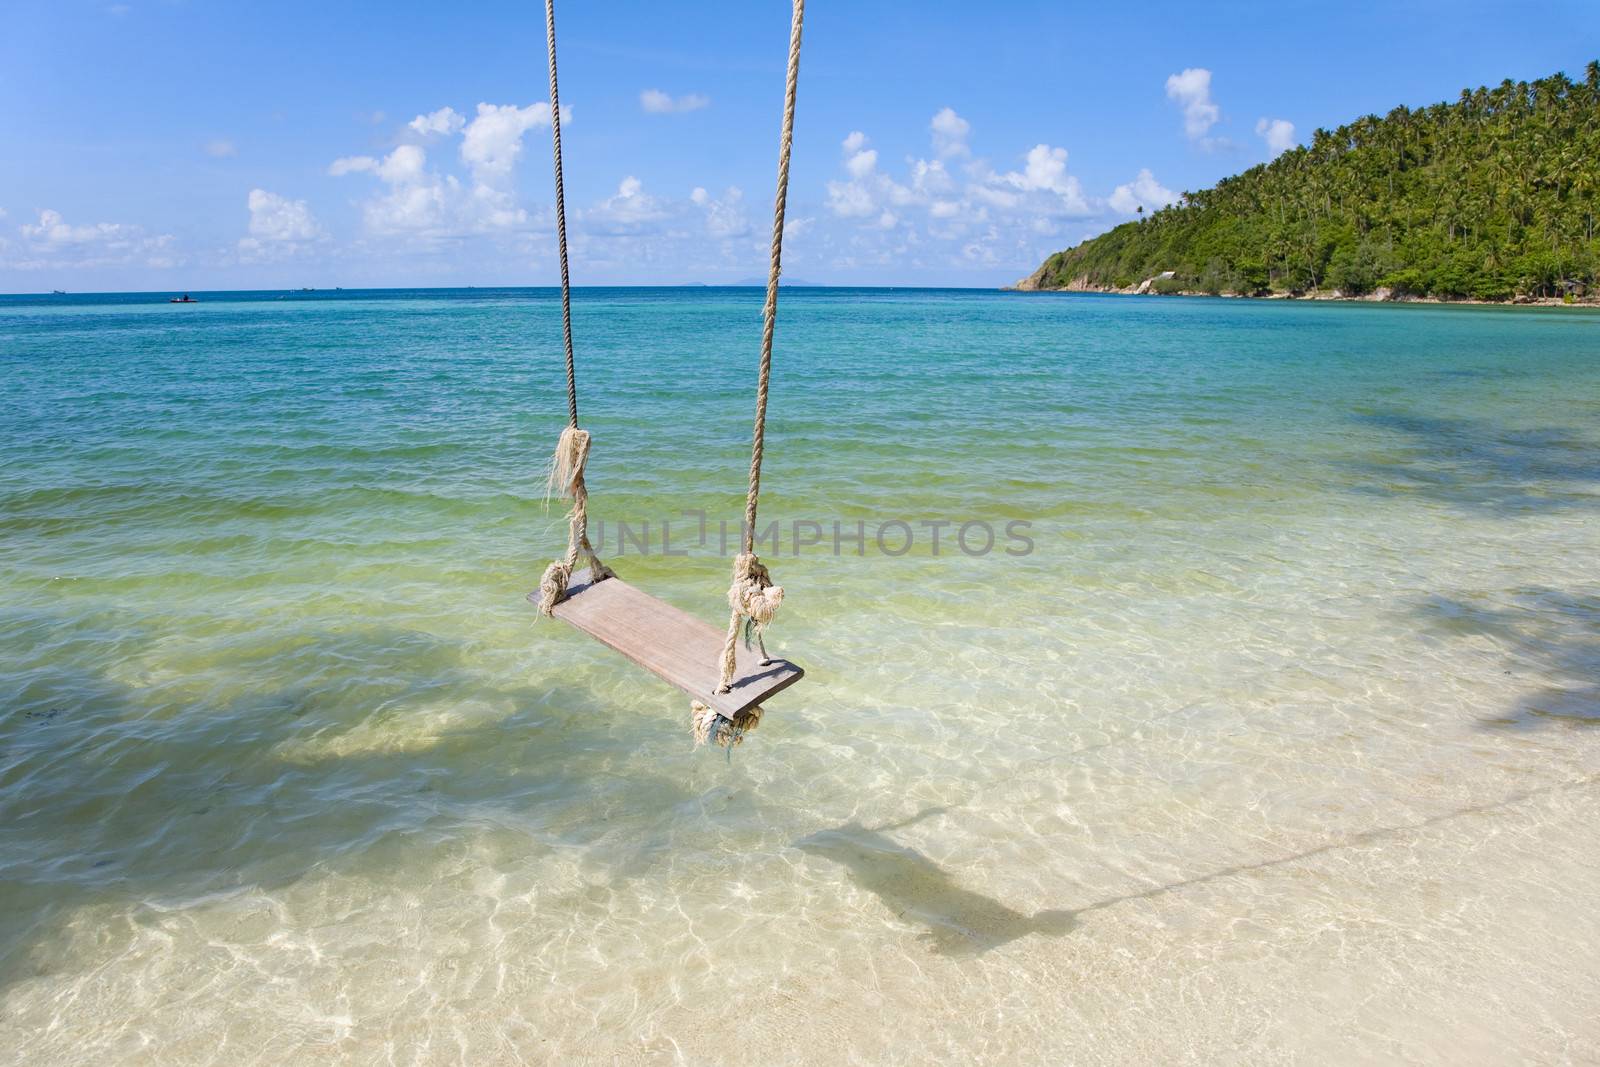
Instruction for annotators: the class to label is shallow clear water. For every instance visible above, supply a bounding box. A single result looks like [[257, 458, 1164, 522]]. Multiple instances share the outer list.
[[3, 288, 1599, 1063]]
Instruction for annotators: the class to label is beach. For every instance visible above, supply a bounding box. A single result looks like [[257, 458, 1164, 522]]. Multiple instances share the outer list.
[[3, 287, 1599, 1063], [1015, 273, 1600, 307]]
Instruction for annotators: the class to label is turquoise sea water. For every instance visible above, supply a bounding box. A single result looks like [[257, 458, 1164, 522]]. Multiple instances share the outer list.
[[3, 288, 1600, 1062]]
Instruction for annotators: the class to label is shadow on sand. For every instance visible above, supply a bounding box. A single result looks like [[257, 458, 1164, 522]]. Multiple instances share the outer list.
[[1346, 410, 1600, 514], [794, 809, 1074, 956], [0, 611, 700, 996], [1413, 587, 1600, 728], [797, 775, 1600, 957]]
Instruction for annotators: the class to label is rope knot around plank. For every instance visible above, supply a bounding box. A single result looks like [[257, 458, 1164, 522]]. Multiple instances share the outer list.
[[720, 552, 783, 684], [695, 553, 782, 750]]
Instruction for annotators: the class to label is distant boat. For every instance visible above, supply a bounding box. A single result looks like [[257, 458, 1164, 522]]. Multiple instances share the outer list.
[[169, 294, 197, 303], [51, 289, 66, 295]]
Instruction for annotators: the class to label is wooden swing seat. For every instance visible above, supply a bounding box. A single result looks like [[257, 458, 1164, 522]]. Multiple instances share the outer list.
[[531, 568, 803, 717]]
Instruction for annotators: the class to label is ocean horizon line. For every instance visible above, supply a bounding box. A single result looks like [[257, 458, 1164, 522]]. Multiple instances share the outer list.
[[1, 282, 1013, 299]]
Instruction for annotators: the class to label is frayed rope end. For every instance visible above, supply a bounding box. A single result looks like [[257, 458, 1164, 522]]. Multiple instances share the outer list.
[[537, 560, 571, 617], [691, 700, 762, 749], [544, 425, 590, 508]]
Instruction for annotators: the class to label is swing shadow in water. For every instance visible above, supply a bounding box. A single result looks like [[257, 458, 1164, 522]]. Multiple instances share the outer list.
[[793, 808, 1075, 957], [797, 774, 1600, 958]]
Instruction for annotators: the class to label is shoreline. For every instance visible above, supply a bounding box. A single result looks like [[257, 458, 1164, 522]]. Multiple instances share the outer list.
[[1009, 276, 1599, 308]]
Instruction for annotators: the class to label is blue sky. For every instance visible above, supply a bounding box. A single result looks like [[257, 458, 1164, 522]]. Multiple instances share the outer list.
[[3, 1, 1596, 291]]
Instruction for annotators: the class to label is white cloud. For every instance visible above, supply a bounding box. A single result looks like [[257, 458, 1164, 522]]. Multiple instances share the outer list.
[[1004, 145, 1069, 193], [962, 235, 1000, 265], [566, 177, 776, 280], [459, 102, 556, 183], [815, 109, 1199, 279], [828, 121, 1098, 232], [992, 145, 1093, 215], [332, 102, 563, 237], [845, 146, 879, 179], [910, 158, 953, 196], [350, 145, 456, 233], [375, 144, 428, 184], [640, 89, 710, 115], [827, 132, 894, 218], [1255, 117, 1297, 157], [238, 190, 321, 260], [205, 138, 236, 158], [245, 189, 320, 239], [691, 185, 749, 239], [826, 178, 877, 218], [23, 209, 119, 245], [586, 176, 671, 234], [930, 107, 971, 157], [329, 155, 376, 177], [11, 208, 177, 269], [826, 131, 931, 219], [409, 107, 465, 137], [1166, 68, 1220, 141], [372, 184, 455, 234], [1108, 168, 1178, 215]]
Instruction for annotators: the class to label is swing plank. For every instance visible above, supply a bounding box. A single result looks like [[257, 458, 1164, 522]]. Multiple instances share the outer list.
[[532, 569, 803, 717]]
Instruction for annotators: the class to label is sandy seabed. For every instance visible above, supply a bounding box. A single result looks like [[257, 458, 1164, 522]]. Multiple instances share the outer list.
[[3, 289, 1598, 1063]]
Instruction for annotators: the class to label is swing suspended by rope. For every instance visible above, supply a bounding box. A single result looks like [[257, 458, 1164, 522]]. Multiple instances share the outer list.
[[527, 0, 806, 748]]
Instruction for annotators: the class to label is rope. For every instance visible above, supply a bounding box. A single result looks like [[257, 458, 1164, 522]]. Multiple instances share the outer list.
[[741, 0, 804, 551], [537, 0, 610, 615], [704, 0, 804, 720], [545, 0, 578, 429]]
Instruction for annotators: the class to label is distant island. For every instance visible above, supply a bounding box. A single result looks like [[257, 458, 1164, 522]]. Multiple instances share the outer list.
[[1017, 62, 1600, 304], [734, 276, 823, 287]]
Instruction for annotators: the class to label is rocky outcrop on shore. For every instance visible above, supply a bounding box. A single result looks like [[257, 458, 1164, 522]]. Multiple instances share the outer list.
[[1011, 265, 1097, 292]]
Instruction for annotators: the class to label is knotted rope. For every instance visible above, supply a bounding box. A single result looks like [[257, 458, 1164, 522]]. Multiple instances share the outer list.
[[537, 425, 613, 615], [690, 702, 762, 750], [537, 0, 611, 616], [693, 0, 804, 748]]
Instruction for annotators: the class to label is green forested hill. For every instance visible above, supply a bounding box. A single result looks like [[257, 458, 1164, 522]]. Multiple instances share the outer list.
[[1024, 63, 1600, 300]]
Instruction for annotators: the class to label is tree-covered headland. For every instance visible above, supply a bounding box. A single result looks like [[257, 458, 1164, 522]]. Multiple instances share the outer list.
[[1021, 63, 1600, 301]]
